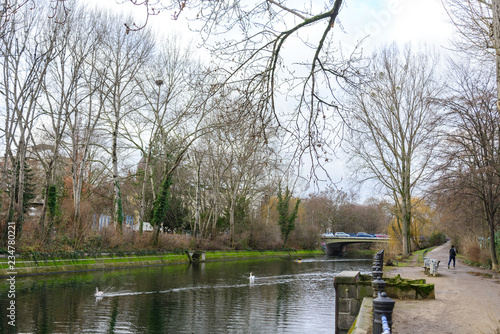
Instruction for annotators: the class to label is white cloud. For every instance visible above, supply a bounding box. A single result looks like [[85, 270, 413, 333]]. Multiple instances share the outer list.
[[339, 0, 454, 53]]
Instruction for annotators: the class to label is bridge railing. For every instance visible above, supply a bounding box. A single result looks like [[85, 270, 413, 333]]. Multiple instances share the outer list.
[[371, 250, 395, 334], [321, 233, 390, 239]]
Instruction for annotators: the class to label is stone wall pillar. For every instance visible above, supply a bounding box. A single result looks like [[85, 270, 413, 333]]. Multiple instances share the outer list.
[[334, 271, 362, 334]]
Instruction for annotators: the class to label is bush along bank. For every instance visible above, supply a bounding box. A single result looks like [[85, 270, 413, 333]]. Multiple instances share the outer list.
[[0, 249, 323, 277]]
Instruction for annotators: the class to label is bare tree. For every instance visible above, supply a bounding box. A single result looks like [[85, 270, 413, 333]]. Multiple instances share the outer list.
[[436, 61, 500, 270], [0, 1, 71, 34], [122, 36, 201, 232], [442, 0, 500, 270], [347, 44, 444, 257], [30, 5, 97, 238], [0, 4, 56, 234], [442, 0, 494, 59], [443, 0, 500, 115], [191, 88, 277, 244], [99, 13, 155, 229], [58, 9, 111, 228], [117, 0, 363, 184]]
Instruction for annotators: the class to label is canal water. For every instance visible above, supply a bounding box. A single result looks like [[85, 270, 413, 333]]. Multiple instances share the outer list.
[[0, 253, 373, 333]]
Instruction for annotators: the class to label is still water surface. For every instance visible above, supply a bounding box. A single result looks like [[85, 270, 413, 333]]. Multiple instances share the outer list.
[[0, 254, 373, 333]]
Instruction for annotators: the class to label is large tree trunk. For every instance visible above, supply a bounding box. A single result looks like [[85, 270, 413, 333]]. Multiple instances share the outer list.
[[489, 219, 499, 271], [229, 194, 236, 247], [486, 205, 499, 271], [112, 120, 123, 231], [211, 177, 219, 239], [401, 197, 411, 258], [402, 167, 412, 258], [138, 151, 152, 234], [490, 0, 500, 270], [12, 135, 27, 235], [194, 160, 201, 237]]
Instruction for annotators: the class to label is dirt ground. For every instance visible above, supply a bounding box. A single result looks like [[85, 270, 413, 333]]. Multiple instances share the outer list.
[[386, 241, 500, 334]]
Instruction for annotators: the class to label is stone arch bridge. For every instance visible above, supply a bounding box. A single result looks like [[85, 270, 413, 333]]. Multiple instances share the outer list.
[[321, 236, 389, 255]]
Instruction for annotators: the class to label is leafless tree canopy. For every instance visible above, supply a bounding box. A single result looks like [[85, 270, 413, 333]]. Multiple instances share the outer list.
[[119, 0, 364, 182], [442, 0, 494, 60], [346, 44, 444, 257], [434, 60, 500, 269]]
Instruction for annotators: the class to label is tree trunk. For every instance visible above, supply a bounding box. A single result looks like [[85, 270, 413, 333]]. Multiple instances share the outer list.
[[209, 165, 221, 239], [229, 193, 236, 247], [402, 197, 411, 257], [490, 0, 500, 270], [194, 160, 201, 237], [486, 208, 499, 271], [139, 152, 152, 235], [14, 139, 27, 230], [489, 222, 499, 271], [211, 179, 219, 239], [39, 171, 51, 238], [401, 153, 412, 258], [112, 125, 123, 231]]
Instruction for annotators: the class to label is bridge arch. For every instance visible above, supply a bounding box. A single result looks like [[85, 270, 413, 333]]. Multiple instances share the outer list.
[[321, 236, 389, 255]]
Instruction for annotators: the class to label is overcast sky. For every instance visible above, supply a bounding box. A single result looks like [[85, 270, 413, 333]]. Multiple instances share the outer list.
[[83, 0, 456, 200], [340, 0, 453, 52], [84, 0, 454, 51], [326, 0, 455, 200]]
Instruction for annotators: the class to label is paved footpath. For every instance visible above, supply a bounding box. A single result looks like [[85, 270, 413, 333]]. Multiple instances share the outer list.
[[386, 241, 500, 334]]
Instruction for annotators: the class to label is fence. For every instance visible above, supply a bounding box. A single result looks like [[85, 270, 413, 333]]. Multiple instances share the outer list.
[[371, 250, 395, 334]]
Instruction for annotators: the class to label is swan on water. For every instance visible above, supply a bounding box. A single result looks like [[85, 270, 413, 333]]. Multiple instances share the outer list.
[[249, 272, 255, 283], [95, 287, 104, 297]]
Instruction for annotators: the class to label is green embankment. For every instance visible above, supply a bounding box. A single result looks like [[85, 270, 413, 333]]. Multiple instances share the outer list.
[[0, 250, 323, 277]]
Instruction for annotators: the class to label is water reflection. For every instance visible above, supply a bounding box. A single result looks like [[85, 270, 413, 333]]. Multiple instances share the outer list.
[[0, 254, 373, 333]]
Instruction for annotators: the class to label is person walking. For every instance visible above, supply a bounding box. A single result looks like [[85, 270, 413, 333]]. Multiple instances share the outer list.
[[448, 245, 457, 269]]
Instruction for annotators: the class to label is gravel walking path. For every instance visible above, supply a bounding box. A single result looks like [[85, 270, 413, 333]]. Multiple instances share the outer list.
[[386, 241, 500, 334]]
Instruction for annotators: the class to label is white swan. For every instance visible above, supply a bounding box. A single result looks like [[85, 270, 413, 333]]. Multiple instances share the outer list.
[[95, 287, 104, 297], [249, 272, 255, 283]]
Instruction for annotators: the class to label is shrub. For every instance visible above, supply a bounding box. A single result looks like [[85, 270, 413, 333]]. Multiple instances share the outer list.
[[287, 223, 320, 250], [428, 231, 446, 247], [158, 233, 191, 250], [461, 236, 490, 266], [248, 220, 282, 249]]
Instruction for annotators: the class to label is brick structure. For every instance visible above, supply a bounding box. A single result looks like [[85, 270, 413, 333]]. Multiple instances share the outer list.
[[334, 271, 371, 334]]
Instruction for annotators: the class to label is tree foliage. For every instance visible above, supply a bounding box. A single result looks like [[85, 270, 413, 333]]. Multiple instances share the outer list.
[[277, 185, 300, 247], [151, 175, 173, 244], [47, 185, 59, 221], [151, 176, 173, 228]]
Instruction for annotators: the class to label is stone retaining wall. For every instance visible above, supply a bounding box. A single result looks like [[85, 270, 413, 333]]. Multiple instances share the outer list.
[[334, 271, 435, 333]]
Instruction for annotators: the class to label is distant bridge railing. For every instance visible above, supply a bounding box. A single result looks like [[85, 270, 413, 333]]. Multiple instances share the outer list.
[[320, 234, 389, 254]]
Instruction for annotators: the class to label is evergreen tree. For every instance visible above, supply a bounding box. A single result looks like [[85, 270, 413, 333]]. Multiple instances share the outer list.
[[8, 162, 36, 222], [46, 183, 63, 225], [163, 194, 189, 232], [4, 161, 37, 240], [277, 185, 300, 247], [22, 163, 36, 210], [151, 175, 172, 244]]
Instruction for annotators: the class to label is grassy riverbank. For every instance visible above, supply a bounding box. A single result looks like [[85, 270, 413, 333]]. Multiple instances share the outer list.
[[0, 249, 324, 277]]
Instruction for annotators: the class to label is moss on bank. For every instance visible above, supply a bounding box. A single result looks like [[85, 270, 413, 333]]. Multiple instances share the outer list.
[[0, 249, 323, 277], [358, 273, 435, 299]]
